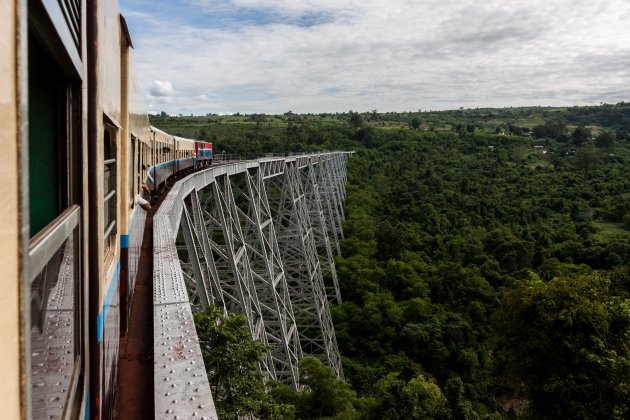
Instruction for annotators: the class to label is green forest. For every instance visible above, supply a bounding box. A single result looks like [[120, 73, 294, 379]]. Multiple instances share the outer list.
[[154, 103, 630, 419]]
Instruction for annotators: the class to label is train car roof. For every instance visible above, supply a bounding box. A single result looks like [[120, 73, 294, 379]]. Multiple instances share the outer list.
[[149, 125, 171, 136], [173, 135, 196, 143]]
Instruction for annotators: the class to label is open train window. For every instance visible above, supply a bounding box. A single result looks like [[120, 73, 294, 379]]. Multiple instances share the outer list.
[[104, 122, 118, 256]]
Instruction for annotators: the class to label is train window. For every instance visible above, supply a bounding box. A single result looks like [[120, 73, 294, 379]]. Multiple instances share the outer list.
[[130, 135, 136, 208], [104, 123, 118, 255], [27, 13, 83, 419], [137, 141, 142, 194], [28, 33, 65, 237], [143, 143, 148, 179]]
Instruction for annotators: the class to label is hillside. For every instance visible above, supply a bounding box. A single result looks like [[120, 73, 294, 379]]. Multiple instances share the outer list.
[[154, 104, 630, 418]]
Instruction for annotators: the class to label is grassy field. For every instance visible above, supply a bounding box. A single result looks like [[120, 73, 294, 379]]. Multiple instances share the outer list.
[[592, 220, 630, 240]]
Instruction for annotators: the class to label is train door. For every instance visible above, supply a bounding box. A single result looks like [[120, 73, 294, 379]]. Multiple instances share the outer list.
[[24, 0, 86, 418]]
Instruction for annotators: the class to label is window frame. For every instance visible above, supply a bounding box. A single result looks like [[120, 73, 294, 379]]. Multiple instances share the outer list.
[[103, 121, 118, 258]]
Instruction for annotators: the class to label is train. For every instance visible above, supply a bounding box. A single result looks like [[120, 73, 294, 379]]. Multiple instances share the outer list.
[[146, 126, 213, 192], [0, 0, 214, 418]]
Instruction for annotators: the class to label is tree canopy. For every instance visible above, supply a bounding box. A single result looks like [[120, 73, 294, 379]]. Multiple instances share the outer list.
[[165, 103, 630, 419]]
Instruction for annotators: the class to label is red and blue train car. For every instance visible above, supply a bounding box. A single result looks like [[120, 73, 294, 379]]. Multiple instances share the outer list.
[[195, 141, 213, 168]]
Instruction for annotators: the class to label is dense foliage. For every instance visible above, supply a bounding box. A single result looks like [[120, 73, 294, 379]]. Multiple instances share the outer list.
[[171, 104, 630, 418], [194, 307, 294, 419]]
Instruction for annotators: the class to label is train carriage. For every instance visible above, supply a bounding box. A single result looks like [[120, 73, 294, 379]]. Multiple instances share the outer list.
[[195, 140, 214, 169], [147, 126, 176, 191], [0, 0, 218, 418], [174, 135, 196, 173]]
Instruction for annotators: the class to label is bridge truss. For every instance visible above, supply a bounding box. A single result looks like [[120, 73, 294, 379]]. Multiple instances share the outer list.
[[153, 152, 351, 418]]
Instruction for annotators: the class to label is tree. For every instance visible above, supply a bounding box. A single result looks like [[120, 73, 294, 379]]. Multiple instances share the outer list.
[[373, 372, 451, 419], [194, 306, 294, 419], [495, 274, 630, 418], [197, 128, 208, 140], [533, 121, 566, 140], [270, 356, 366, 419], [349, 111, 363, 128], [571, 126, 591, 146], [594, 130, 615, 152], [297, 356, 360, 418], [410, 117, 421, 130], [575, 145, 602, 173], [444, 377, 479, 420]]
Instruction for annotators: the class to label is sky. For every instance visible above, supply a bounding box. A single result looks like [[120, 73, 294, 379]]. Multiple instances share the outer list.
[[120, 0, 630, 115]]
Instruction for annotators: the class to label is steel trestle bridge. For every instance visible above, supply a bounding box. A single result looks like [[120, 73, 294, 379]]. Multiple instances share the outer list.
[[153, 152, 352, 418]]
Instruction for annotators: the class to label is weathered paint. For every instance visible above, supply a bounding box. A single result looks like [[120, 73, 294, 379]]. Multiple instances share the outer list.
[[0, 0, 22, 417]]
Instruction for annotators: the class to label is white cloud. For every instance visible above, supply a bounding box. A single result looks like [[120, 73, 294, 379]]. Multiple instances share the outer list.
[[188, 0, 357, 18], [149, 80, 175, 97], [123, 0, 630, 114]]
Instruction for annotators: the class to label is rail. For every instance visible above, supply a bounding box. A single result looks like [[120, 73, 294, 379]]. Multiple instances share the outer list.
[[213, 153, 241, 161]]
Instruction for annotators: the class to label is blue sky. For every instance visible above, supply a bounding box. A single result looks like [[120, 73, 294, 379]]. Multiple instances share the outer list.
[[120, 0, 630, 115]]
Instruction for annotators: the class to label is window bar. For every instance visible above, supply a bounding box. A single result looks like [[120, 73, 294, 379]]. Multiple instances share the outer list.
[[104, 189, 116, 202], [104, 220, 116, 242]]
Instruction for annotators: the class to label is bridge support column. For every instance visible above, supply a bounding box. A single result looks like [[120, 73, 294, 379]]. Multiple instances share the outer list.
[[303, 159, 342, 304], [266, 159, 343, 377], [179, 188, 226, 311]]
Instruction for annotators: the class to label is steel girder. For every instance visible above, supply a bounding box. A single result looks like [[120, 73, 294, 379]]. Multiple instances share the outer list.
[[179, 189, 227, 313], [174, 152, 351, 388], [302, 159, 342, 304], [317, 155, 348, 256], [266, 159, 343, 377]]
